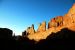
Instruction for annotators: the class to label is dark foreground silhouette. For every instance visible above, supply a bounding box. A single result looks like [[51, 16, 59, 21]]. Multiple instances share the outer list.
[[0, 28, 75, 50]]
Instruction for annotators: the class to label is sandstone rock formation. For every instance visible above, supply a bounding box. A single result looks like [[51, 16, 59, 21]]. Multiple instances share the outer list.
[[63, 3, 75, 31], [68, 3, 75, 16], [48, 18, 57, 28], [37, 21, 46, 32], [26, 24, 35, 35], [48, 16, 63, 28], [24, 3, 75, 42]]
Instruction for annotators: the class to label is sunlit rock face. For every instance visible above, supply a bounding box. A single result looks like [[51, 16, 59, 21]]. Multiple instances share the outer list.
[[69, 3, 75, 23], [26, 24, 35, 35], [24, 3, 75, 42], [48, 16, 63, 29], [63, 3, 75, 26], [48, 18, 57, 28], [63, 3, 75, 31], [37, 21, 46, 32], [68, 3, 75, 16]]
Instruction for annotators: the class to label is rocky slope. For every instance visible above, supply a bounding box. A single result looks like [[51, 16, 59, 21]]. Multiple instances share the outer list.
[[23, 3, 75, 41]]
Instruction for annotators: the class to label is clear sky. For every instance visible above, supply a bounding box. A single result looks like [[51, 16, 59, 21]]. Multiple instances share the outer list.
[[0, 0, 75, 35]]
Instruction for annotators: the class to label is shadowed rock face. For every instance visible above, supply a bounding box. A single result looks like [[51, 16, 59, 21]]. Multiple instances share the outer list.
[[22, 3, 75, 42]]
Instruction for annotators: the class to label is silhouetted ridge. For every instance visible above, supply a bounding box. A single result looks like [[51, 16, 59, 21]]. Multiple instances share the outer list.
[[0, 28, 13, 39], [35, 28, 75, 49], [47, 28, 75, 40], [0, 27, 75, 49]]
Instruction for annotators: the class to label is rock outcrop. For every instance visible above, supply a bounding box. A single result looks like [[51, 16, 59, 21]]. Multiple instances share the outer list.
[[37, 21, 46, 32], [26, 24, 35, 35], [63, 3, 75, 31], [24, 3, 75, 42], [48, 16, 63, 28], [48, 18, 57, 28], [68, 3, 75, 16], [63, 4, 75, 26]]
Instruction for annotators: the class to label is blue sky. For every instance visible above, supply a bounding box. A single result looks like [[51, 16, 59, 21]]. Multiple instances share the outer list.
[[0, 0, 75, 35]]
